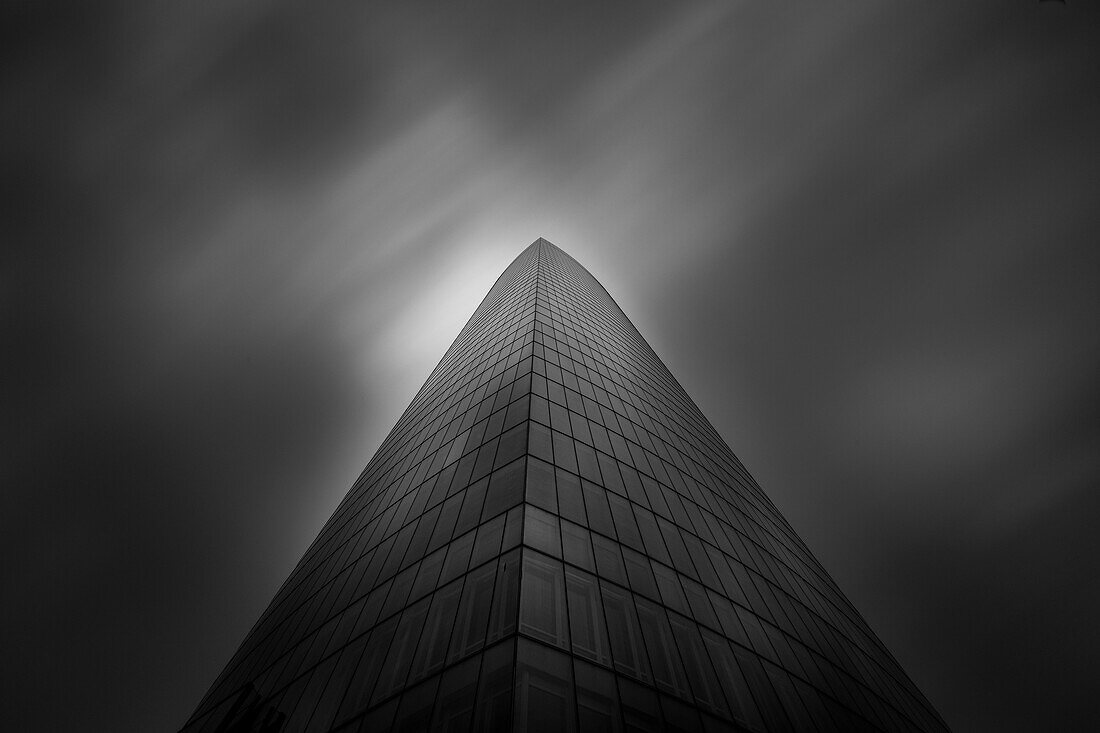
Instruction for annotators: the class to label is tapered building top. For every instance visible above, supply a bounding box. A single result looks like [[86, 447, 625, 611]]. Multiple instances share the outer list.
[[182, 239, 948, 732]]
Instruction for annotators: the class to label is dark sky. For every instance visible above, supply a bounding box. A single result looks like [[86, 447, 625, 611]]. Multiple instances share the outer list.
[[3, 2, 1098, 731]]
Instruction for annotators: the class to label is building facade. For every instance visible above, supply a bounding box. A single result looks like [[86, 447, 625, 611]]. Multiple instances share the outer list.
[[181, 239, 948, 732]]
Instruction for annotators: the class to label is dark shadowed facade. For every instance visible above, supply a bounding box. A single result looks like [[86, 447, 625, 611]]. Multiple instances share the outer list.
[[181, 239, 948, 732]]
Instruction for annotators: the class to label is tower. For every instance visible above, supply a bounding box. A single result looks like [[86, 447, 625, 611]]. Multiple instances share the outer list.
[[181, 239, 947, 732]]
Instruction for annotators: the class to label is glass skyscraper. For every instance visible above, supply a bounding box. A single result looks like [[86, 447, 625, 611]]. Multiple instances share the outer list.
[[181, 239, 948, 732]]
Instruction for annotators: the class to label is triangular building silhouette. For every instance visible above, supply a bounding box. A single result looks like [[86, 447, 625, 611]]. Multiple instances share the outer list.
[[181, 239, 948, 732]]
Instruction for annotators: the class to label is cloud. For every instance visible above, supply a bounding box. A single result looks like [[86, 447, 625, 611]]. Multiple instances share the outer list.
[[4, 1, 1099, 731]]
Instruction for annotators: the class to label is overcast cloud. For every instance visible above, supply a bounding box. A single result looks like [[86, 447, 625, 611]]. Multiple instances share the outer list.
[[3, 2, 1098, 731]]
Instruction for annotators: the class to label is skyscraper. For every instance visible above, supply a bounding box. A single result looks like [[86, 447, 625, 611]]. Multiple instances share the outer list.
[[181, 239, 948, 732]]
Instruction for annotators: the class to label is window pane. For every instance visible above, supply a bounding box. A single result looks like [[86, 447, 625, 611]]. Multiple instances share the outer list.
[[472, 640, 515, 731], [552, 431, 578, 473], [701, 629, 765, 732], [526, 456, 558, 513], [619, 677, 661, 732], [524, 505, 562, 558], [569, 411, 592, 445], [634, 507, 671, 565], [309, 635, 368, 731], [619, 464, 647, 507], [530, 394, 551, 427], [582, 480, 615, 537], [409, 546, 446, 602], [608, 494, 643, 550], [550, 401, 571, 434], [600, 582, 651, 683], [658, 519, 697, 579], [335, 617, 397, 724], [483, 457, 526, 520], [519, 551, 569, 649], [652, 562, 689, 615], [495, 422, 527, 469], [681, 576, 720, 631], [707, 589, 752, 649], [358, 697, 397, 732], [439, 530, 474, 585], [379, 563, 417, 620], [392, 675, 440, 733], [472, 436, 499, 481], [352, 577, 391, 638], [448, 561, 496, 663], [660, 694, 703, 733], [765, 665, 816, 732], [281, 655, 336, 733], [502, 503, 524, 552], [529, 420, 554, 462], [514, 637, 577, 733], [430, 655, 480, 733], [488, 549, 521, 642], [428, 492, 463, 553], [471, 513, 505, 568], [735, 647, 792, 731], [454, 478, 488, 537], [372, 597, 431, 704], [404, 504, 441, 567], [574, 659, 621, 733], [565, 568, 611, 666], [738, 609, 779, 664], [635, 597, 691, 700], [622, 548, 659, 600], [793, 678, 839, 733], [668, 612, 728, 717], [322, 595, 366, 659], [562, 520, 595, 572], [557, 469, 587, 525], [592, 534, 627, 585], [409, 578, 464, 681], [577, 442, 602, 483], [596, 452, 625, 495]]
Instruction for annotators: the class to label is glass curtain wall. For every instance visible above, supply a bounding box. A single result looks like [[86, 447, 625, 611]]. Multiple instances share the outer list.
[[181, 240, 948, 733]]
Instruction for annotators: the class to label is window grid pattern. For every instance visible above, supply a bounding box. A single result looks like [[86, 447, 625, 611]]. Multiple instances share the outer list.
[[181, 240, 947, 733]]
